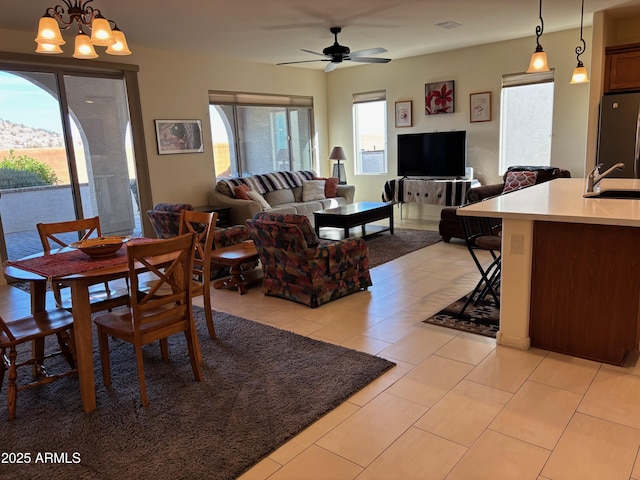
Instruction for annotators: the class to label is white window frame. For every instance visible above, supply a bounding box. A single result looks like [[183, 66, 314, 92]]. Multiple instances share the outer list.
[[353, 90, 387, 175], [499, 70, 555, 175]]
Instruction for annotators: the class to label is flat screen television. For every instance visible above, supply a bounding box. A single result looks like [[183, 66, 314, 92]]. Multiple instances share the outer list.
[[397, 131, 467, 178]]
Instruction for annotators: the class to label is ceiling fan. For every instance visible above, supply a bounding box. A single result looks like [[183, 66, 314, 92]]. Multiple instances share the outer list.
[[277, 27, 391, 73]]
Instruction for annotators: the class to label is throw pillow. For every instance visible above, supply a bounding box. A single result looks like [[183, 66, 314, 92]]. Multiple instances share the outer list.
[[302, 180, 326, 202], [502, 171, 538, 193], [314, 176, 339, 198], [246, 190, 271, 210], [233, 184, 251, 200]]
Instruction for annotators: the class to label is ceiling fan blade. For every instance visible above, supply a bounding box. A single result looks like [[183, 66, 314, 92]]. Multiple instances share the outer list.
[[349, 47, 388, 57], [349, 57, 391, 64], [276, 59, 325, 65], [324, 62, 338, 73], [301, 49, 328, 57]]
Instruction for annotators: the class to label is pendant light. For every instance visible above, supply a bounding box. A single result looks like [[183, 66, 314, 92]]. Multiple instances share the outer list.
[[570, 0, 590, 84], [527, 0, 550, 73]]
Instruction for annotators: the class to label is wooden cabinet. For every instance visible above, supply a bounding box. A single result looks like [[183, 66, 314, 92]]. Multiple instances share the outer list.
[[605, 43, 640, 92]]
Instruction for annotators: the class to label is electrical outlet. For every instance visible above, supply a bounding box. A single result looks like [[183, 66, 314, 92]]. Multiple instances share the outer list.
[[510, 234, 524, 255]]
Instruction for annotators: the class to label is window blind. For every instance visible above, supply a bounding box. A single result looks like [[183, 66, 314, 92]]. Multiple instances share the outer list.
[[208, 90, 312, 107], [502, 70, 555, 88], [352, 90, 386, 104]]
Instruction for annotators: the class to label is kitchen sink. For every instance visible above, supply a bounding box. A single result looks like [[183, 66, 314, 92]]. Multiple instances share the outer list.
[[584, 189, 640, 199]]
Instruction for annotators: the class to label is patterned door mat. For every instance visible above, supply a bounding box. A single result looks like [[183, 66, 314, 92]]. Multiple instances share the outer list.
[[423, 293, 499, 338]]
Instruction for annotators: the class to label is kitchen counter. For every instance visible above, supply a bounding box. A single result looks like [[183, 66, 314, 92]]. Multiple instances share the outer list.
[[458, 178, 640, 365]]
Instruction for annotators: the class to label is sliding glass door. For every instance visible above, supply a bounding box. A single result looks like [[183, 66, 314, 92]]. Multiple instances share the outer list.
[[0, 68, 140, 261]]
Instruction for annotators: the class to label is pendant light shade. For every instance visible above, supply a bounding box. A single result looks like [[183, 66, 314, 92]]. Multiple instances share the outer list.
[[570, 0, 589, 84], [527, 0, 550, 73], [527, 48, 550, 73]]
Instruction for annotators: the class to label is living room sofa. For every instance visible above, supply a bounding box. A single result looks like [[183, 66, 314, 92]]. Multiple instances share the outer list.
[[439, 165, 571, 242], [208, 170, 355, 227]]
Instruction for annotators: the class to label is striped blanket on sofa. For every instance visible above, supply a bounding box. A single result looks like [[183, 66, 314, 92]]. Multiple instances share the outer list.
[[218, 170, 316, 195]]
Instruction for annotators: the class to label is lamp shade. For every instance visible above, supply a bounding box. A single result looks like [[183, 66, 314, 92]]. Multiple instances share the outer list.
[[105, 28, 132, 55], [90, 16, 115, 46], [527, 49, 550, 73], [35, 42, 63, 54], [73, 32, 99, 59], [35, 15, 65, 45], [329, 146, 347, 161], [570, 65, 589, 84]]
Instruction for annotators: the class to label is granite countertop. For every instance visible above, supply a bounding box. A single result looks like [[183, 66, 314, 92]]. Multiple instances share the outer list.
[[457, 177, 640, 227]]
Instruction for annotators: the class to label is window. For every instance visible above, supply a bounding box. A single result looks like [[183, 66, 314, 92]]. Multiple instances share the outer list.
[[209, 91, 314, 178], [499, 71, 555, 174], [353, 91, 387, 175]]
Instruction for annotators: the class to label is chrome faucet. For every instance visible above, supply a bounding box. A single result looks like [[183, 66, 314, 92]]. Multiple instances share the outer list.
[[585, 162, 625, 194]]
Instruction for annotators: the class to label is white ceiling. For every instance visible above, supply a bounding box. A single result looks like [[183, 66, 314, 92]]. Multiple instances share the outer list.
[[2, 0, 639, 70]]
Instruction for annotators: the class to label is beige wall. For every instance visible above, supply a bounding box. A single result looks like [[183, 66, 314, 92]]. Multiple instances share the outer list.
[[325, 28, 593, 203]]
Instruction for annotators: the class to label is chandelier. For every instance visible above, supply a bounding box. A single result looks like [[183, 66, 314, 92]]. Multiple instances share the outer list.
[[35, 0, 131, 59]]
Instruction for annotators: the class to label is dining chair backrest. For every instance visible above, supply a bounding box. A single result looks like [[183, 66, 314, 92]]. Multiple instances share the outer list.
[[178, 209, 218, 339], [128, 232, 196, 335], [37, 216, 102, 252]]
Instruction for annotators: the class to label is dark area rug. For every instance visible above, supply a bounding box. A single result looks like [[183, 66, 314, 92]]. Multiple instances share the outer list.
[[423, 292, 499, 338], [0, 307, 395, 480], [365, 228, 441, 268]]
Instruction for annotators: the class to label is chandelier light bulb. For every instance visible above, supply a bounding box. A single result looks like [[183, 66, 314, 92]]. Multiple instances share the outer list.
[[527, 50, 550, 73], [570, 65, 589, 84]]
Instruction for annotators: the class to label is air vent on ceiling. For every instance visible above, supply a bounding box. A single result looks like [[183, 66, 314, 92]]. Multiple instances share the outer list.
[[435, 21, 462, 29]]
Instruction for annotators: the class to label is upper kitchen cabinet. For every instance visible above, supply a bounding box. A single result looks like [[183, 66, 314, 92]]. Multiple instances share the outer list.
[[605, 43, 640, 92]]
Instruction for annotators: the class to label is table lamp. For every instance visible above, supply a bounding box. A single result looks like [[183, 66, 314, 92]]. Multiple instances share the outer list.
[[330, 146, 347, 184]]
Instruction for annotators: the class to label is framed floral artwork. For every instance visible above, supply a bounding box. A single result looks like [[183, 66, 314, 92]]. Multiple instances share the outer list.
[[470, 91, 492, 123], [425, 80, 454, 115], [395, 100, 412, 127]]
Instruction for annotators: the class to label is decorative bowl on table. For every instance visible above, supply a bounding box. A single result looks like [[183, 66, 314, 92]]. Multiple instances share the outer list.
[[71, 236, 131, 257]]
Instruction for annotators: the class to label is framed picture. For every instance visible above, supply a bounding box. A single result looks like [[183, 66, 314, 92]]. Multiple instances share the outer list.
[[155, 119, 204, 154], [425, 80, 454, 115], [470, 92, 492, 123], [395, 101, 412, 127]]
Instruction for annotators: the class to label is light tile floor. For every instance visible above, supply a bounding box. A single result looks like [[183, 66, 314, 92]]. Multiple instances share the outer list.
[[3, 217, 640, 479]]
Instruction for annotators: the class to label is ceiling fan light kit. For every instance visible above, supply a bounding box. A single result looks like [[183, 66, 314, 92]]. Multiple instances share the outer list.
[[277, 26, 391, 72]]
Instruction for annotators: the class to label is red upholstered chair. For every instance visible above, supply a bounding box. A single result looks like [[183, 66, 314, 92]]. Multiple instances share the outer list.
[[246, 212, 372, 308], [146, 203, 195, 239]]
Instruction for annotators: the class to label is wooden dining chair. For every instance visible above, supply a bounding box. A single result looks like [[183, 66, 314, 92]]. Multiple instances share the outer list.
[[36, 217, 129, 312], [94, 233, 203, 407], [178, 210, 218, 339], [0, 308, 77, 420]]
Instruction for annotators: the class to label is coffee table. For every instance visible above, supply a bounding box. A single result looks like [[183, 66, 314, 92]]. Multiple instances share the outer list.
[[211, 243, 261, 294], [314, 201, 394, 240]]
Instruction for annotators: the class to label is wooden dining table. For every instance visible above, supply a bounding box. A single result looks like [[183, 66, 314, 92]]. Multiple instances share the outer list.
[[3, 239, 172, 413]]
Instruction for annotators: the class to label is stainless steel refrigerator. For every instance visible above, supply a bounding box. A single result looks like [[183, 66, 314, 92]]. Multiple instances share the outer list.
[[596, 92, 640, 178]]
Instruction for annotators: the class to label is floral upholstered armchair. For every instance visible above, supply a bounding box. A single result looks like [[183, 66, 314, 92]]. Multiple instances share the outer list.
[[246, 212, 372, 308], [146, 203, 255, 279]]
